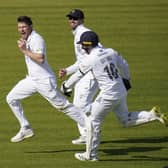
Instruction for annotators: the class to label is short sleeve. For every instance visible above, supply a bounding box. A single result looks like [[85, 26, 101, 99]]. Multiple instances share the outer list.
[[29, 35, 45, 55]]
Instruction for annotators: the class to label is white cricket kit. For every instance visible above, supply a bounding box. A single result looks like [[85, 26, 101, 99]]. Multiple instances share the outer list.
[[66, 24, 91, 74], [25, 31, 55, 80], [66, 24, 99, 137], [66, 47, 128, 100], [6, 30, 85, 129], [66, 47, 157, 159], [79, 47, 127, 100]]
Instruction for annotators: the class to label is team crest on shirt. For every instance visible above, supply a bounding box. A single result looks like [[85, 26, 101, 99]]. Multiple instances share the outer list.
[[36, 48, 43, 53]]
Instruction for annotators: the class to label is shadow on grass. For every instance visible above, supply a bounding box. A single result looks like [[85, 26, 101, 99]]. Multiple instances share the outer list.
[[25, 146, 164, 155], [100, 136, 168, 161], [101, 146, 164, 156], [100, 155, 168, 162], [101, 136, 168, 144], [25, 136, 168, 162], [25, 149, 82, 154], [25, 147, 168, 162]]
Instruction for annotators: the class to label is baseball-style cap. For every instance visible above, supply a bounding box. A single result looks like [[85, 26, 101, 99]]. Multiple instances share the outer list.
[[77, 31, 99, 46], [66, 9, 84, 19]]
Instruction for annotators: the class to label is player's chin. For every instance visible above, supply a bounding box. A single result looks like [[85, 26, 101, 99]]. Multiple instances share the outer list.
[[21, 34, 27, 40], [70, 23, 78, 30]]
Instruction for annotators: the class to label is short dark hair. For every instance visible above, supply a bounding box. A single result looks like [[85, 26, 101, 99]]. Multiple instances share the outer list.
[[17, 16, 33, 25]]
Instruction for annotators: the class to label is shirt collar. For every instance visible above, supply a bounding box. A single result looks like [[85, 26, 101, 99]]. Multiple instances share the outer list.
[[27, 30, 35, 42], [72, 24, 84, 35]]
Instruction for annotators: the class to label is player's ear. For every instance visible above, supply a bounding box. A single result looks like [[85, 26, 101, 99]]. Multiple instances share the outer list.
[[78, 19, 84, 24]]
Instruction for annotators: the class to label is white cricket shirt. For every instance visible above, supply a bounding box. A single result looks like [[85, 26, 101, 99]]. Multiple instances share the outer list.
[[25, 30, 55, 80], [78, 47, 128, 100], [66, 24, 90, 75]]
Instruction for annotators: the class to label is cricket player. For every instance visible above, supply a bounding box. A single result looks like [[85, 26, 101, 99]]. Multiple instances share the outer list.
[[61, 31, 168, 161], [59, 9, 99, 144], [6, 16, 85, 143]]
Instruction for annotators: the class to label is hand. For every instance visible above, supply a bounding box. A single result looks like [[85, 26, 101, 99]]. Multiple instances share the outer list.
[[122, 78, 131, 91], [59, 68, 67, 79], [17, 39, 27, 53], [60, 81, 72, 97]]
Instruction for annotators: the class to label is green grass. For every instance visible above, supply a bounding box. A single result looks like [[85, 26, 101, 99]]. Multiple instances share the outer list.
[[0, 0, 168, 167]]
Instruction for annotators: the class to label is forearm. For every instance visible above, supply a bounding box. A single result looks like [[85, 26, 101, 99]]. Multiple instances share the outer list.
[[66, 61, 79, 75], [17, 38, 45, 64], [65, 70, 83, 88], [22, 50, 44, 64], [59, 62, 79, 79], [117, 54, 130, 80], [121, 61, 130, 79]]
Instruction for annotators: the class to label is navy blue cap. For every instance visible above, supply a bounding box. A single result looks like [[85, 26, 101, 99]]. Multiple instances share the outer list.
[[66, 9, 84, 19], [77, 31, 99, 46]]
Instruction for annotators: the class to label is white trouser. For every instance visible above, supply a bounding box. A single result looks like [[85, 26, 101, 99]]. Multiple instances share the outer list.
[[73, 73, 98, 137], [86, 94, 157, 158], [6, 76, 85, 129]]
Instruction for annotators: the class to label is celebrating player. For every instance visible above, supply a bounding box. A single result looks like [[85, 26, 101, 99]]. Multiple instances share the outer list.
[[61, 31, 168, 161], [59, 9, 100, 145], [6, 16, 86, 143]]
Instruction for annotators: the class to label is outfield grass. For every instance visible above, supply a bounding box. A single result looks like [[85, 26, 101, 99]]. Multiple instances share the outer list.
[[0, 0, 168, 168]]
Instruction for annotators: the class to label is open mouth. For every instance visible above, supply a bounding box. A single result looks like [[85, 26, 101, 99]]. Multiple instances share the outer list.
[[21, 32, 26, 35]]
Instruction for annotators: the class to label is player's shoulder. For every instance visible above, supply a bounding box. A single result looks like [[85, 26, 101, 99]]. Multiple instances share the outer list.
[[94, 47, 119, 62], [77, 25, 91, 35], [103, 47, 119, 57], [31, 30, 44, 41], [94, 47, 112, 55], [105, 47, 116, 53]]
